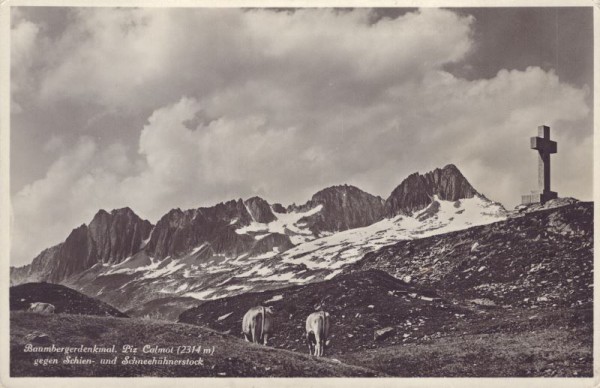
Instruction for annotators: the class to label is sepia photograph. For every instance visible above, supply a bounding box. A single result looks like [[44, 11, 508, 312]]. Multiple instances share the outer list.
[[1, 2, 595, 384]]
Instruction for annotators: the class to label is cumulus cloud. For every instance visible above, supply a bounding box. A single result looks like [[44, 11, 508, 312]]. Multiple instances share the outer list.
[[10, 8, 592, 266]]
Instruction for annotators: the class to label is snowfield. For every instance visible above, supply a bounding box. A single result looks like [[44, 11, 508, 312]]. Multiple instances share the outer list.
[[281, 195, 506, 270], [236, 205, 323, 244]]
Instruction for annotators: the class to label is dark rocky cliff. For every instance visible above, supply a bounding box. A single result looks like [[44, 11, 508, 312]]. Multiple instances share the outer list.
[[13, 208, 153, 284], [11, 164, 485, 286], [296, 185, 386, 235], [244, 196, 277, 223], [385, 164, 478, 216], [88, 208, 153, 264], [144, 199, 255, 259]]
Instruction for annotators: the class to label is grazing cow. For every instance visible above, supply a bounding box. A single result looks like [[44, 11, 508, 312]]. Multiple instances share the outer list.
[[306, 311, 330, 357], [28, 302, 56, 314], [242, 306, 274, 345]]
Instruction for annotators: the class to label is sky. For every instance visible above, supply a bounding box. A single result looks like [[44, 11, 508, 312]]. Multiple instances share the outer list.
[[10, 7, 593, 266]]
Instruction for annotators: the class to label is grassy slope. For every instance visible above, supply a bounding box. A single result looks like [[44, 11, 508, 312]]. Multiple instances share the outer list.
[[10, 312, 382, 377], [177, 270, 592, 377], [125, 296, 201, 321], [341, 329, 591, 377], [340, 307, 592, 377]]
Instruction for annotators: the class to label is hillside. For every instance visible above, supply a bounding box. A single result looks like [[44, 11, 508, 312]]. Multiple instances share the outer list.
[[176, 201, 593, 376], [177, 268, 592, 376], [10, 312, 381, 377], [179, 269, 468, 354], [347, 201, 593, 308], [10, 282, 127, 318], [125, 296, 201, 321]]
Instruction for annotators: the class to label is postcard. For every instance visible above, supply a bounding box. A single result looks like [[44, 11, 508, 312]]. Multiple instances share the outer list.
[[0, 2, 596, 387]]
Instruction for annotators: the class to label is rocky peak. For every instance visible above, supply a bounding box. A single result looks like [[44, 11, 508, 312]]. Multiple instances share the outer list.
[[15, 207, 154, 284], [113, 206, 134, 214], [145, 199, 255, 259], [244, 196, 277, 223], [385, 164, 478, 217], [297, 184, 386, 235], [92, 209, 110, 220], [423, 164, 477, 201], [312, 184, 380, 201], [204, 199, 253, 225], [49, 224, 96, 282], [88, 207, 153, 265], [385, 173, 433, 216], [145, 208, 199, 258]]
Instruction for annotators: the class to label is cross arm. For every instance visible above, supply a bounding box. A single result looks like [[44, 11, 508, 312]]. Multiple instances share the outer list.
[[530, 137, 557, 154]]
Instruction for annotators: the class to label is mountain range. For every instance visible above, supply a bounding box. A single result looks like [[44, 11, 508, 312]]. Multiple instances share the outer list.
[[11, 164, 507, 317], [10, 198, 592, 377]]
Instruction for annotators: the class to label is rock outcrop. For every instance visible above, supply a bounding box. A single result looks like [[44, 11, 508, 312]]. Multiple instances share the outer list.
[[249, 233, 295, 256]]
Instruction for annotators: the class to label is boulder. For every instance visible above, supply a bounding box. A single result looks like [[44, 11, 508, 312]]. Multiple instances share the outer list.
[[374, 327, 394, 341]]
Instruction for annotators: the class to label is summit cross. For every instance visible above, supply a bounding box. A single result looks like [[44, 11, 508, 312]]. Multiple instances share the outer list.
[[521, 125, 558, 205]]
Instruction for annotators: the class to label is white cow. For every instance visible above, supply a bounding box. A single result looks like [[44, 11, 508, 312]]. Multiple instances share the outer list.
[[28, 302, 56, 314], [242, 306, 274, 345], [306, 311, 330, 357]]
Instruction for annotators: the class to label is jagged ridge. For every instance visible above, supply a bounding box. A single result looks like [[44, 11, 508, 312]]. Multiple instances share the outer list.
[[11, 164, 495, 290]]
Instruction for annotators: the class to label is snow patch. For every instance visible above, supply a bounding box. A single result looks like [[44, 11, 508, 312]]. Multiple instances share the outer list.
[[140, 228, 154, 249], [235, 204, 323, 245], [190, 243, 207, 255], [141, 260, 185, 280], [218, 312, 233, 321], [324, 269, 343, 280], [236, 263, 274, 278], [175, 283, 189, 293], [185, 289, 217, 300], [225, 285, 247, 291], [104, 256, 161, 275], [264, 294, 284, 303]]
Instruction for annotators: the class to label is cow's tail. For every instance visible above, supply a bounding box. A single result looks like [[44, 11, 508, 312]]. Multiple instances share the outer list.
[[320, 311, 326, 339], [261, 306, 265, 341]]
